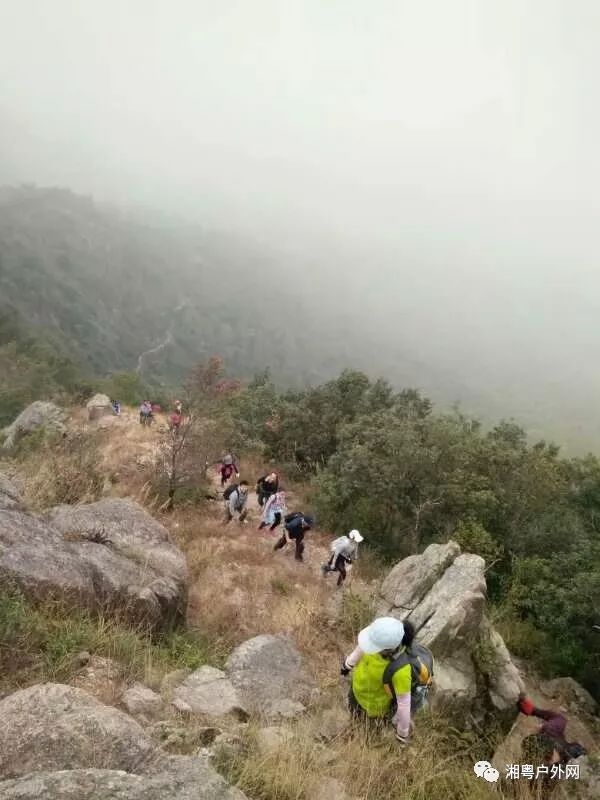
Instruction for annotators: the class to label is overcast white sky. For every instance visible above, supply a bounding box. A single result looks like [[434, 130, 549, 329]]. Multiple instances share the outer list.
[[1, 1, 599, 445]]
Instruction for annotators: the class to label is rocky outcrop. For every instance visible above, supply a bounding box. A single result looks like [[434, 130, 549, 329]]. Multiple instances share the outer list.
[[0, 684, 248, 800], [0, 490, 188, 629], [379, 541, 524, 725], [2, 401, 66, 449], [86, 393, 113, 421], [539, 677, 598, 717], [0, 767, 245, 800], [226, 634, 318, 720], [0, 684, 156, 779], [172, 666, 248, 718], [122, 684, 164, 720]]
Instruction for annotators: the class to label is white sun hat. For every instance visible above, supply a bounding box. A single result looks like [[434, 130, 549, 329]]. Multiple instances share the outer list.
[[348, 529, 364, 543], [357, 617, 404, 654]]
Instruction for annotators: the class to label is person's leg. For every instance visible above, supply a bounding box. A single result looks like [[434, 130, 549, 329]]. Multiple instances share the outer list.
[[269, 512, 282, 531], [224, 507, 233, 524], [258, 491, 265, 508], [258, 521, 267, 530], [295, 532, 305, 561], [273, 533, 287, 551], [336, 556, 347, 586], [239, 508, 247, 523]]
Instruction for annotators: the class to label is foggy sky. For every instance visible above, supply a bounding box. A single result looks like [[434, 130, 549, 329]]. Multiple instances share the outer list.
[[1, 1, 600, 448]]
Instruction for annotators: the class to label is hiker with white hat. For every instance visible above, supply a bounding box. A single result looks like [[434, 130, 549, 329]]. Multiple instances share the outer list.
[[321, 529, 364, 587], [341, 617, 414, 745]]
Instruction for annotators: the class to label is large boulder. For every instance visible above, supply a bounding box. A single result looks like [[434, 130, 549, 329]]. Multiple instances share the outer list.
[[407, 553, 487, 656], [86, 393, 113, 421], [380, 541, 461, 610], [0, 497, 187, 629], [0, 685, 248, 800], [0, 768, 245, 800], [2, 401, 66, 449], [379, 541, 522, 727], [0, 684, 156, 779], [226, 635, 318, 720], [172, 666, 248, 718]]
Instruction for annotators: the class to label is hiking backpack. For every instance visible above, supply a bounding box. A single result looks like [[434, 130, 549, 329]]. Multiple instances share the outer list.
[[223, 483, 239, 500], [284, 511, 303, 524], [383, 642, 434, 696]]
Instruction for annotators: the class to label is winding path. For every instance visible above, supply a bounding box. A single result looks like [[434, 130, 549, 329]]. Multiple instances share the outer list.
[[135, 300, 188, 375]]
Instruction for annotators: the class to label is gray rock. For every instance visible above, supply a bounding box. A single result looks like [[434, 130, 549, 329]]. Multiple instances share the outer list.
[[539, 677, 598, 716], [122, 684, 164, 720], [0, 762, 248, 800], [407, 553, 487, 656], [380, 541, 461, 611], [0, 683, 156, 780], [149, 720, 222, 753], [38, 498, 185, 628], [379, 543, 526, 727], [2, 401, 66, 449], [429, 655, 477, 725], [0, 474, 22, 511], [86, 393, 114, 421], [172, 666, 247, 718], [0, 498, 187, 629], [477, 618, 524, 712], [226, 635, 317, 720]]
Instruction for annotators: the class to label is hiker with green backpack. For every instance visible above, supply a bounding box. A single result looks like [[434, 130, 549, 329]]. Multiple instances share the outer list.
[[341, 618, 433, 744]]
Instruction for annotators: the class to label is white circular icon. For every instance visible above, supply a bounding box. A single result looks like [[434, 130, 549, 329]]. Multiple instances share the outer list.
[[474, 761, 499, 783]]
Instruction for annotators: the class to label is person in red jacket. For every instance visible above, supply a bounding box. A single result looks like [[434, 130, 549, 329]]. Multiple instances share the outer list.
[[518, 695, 587, 798]]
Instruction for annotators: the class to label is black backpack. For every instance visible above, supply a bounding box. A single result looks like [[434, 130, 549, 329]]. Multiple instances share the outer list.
[[223, 483, 239, 500], [284, 511, 303, 524], [383, 642, 434, 696]]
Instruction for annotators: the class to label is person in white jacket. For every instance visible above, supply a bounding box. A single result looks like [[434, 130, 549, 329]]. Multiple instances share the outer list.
[[322, 529, 364, 586]]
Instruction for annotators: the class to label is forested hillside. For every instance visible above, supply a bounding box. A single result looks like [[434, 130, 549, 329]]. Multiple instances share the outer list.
[[0, 186, 393, 391]]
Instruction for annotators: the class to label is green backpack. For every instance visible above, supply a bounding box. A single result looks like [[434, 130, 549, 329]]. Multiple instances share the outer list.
[[383, 642, 434, 696]]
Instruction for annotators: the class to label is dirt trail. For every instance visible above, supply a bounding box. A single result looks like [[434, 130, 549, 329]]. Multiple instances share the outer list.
[[135, 299, 188, 375], [90, 409, 363, 672]]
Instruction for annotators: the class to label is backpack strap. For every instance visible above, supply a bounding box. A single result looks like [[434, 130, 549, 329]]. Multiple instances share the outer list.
[[383, 651, 410, 697]]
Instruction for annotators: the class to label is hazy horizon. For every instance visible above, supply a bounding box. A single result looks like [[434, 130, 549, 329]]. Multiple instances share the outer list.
[[1, 1, 599, 450]]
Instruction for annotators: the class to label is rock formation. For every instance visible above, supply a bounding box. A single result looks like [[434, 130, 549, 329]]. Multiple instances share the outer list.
[[2, 401, 66, 449], [86, 393, 114, 421], [0, 684, 247, 800], [379, 541, 524, 725], [0, 482, 188, 629], [226, 634, 318, 720]]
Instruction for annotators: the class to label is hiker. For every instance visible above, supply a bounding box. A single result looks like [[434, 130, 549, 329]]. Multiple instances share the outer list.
[[223, 481, 249, 523], [322, 529, 364, 586], [258, 489, 287, 532], [139, 400, 153, 425], [169, 410, 183, 433], [518, 696, 587, 797], [220, 454, 240, 488], [341, 618, 429, 745], [111, 399, 121, 416], [256, 472, 279, 507], [174, 399, 183, 414], [273, 512, 314, 561]]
